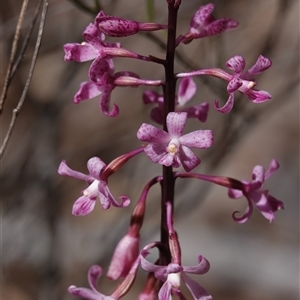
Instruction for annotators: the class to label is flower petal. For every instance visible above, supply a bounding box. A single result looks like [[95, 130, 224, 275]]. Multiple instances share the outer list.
[[179, 145, 201, 172], [183, 102, 209, 122], [267, 194, 285, 212], [179, 130, 213, 149], [137, 123, 170, 143], [144, 143, 167, 163], [243, 55, 272, 78], [58, 160, 93, 182], [182, 255, 210, 275], [232, 198, 253, 224], [227, 78, 243, 93], [150, 107, 164, 124], [112, 195, 131, 208], [87, 157, 107, 178], [205, 18, 239, 37], [68, 286, 104, 300], [244, 89, 271, 103], [88, 265, 104, 292], [140, 250, 167, 274], [63, 43, 99, 62], [158, 281, 172, 300], [89, 57, 113, 84], [250, 191, 277, 222], [73, 81, 103, 104], [159, 153, 180, 168], [226, 55, 245, 75], [190, 3, 215, 34], [181, 273, 212, 300], [214, 93, 235, 113], [98, 182, 130, 210], [251, 164, 265, 182], [143, 90, 163, 105], [83, 23, 103, 47], [265, 159, 279, 180], [166, 112, 187, 137], [98, 84, 119, 117], [178, 77, 196, 106], [72, 195, 96, 216]]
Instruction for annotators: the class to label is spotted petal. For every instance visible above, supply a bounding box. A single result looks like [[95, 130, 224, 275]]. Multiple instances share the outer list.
[[73, 81, 103, 104], [179, 145, 200, 172], [166, 112, 187, 137], [179, 130, 213, 149], [87, 157, 106, 178], [226, 55, 245, 75], [205, 18, 239, 37], [190, 3, 215, 34], [137, 123, 170, 143], [89, 57, 113, 84], [243, 55, 272, 78], [63, 43, 99, 62]]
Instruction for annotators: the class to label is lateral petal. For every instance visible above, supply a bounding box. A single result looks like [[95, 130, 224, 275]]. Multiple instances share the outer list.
[[179, 130, 213, 149]]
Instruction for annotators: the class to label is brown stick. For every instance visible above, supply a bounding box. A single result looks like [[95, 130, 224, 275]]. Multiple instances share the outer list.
[[0, 0, 49, 160]]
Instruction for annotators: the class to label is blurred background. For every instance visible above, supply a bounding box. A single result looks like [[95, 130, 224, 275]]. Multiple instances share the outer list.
[[1, 0, 299, 299]]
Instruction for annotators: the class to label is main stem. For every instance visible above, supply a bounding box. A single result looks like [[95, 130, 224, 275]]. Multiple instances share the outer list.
[[160, 1, 178, 266]]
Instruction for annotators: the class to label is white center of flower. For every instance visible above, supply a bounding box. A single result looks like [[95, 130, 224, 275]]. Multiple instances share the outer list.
[[167, 143, 178, 154], [167, 138, 180, 154], [248, 81, 255, 89], [83, 180, 99, 198], [167, 272, 181, 288]]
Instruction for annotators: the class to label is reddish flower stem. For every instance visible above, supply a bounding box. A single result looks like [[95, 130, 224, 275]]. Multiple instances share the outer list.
[[160, 1, 179, 266]]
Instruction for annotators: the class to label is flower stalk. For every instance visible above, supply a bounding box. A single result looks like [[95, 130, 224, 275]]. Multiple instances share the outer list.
[[160, 0, 179, 267]]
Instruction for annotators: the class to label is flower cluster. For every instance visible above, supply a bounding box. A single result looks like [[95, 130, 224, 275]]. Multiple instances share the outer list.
[[64, 11, 164, 116], [60, 2, 284, 300]]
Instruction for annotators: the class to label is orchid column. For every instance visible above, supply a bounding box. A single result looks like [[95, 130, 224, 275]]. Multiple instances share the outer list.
[[59, 1, 284, 299]]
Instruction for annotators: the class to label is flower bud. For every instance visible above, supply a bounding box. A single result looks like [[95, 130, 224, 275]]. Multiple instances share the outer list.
[[96, 16, 168, 37], [107, 233, 139, 280]]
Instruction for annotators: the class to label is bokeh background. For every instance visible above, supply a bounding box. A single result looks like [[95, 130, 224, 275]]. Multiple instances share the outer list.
[[1, 0, 299, 299]]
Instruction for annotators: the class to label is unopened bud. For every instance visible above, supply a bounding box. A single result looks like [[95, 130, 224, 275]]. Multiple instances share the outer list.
[[96, 16, 168, 37]]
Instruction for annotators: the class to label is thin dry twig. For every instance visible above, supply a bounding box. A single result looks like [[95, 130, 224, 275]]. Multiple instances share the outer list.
[[10, 0, 44, 79], [0, 0, 49, 160], [0, 0, 29, 113]]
